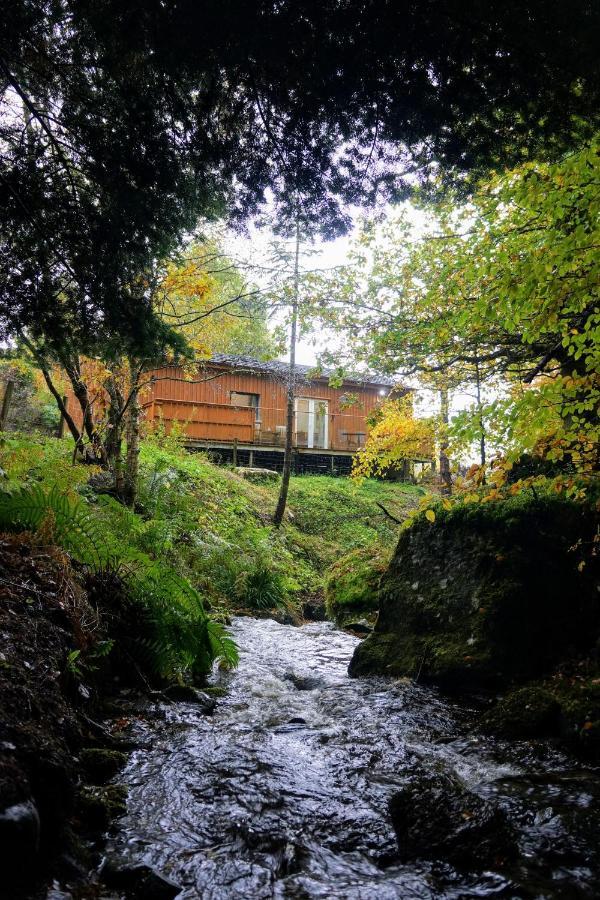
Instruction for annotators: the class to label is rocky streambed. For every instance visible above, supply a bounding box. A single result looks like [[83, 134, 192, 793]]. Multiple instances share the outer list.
[[100, 617, 600, 899]]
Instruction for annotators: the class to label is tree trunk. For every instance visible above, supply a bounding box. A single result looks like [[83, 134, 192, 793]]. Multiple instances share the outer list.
[[439, 388, 452, 495], [22, 338, 83, 450], [61, 355, 107, 464], [123, 362, 142, 507], [273, 218, 300, 527], [474, 357, 486, 469], [104, 374, 125, 496], [0, 380, 14, 430]]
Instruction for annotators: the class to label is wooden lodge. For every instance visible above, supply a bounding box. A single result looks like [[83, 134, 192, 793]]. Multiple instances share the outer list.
[[143, 354, 402, 475]]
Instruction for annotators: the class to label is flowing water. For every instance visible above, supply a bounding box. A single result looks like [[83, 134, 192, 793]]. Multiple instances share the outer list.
[[106, 618, 600, 898]]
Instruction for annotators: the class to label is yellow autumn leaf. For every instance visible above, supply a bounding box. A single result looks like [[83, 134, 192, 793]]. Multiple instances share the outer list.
[[425, 509, 436, 523]]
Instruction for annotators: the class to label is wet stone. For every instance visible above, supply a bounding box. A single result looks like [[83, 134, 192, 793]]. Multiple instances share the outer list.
[[163, 684, 217, 712], [302, 596, 327, 622], [345, 620, 373, 635], [101, 860, 181, 899], [283, 672, 322, 690], [388, 770, 517, 868], [0, 799, 40, 876]]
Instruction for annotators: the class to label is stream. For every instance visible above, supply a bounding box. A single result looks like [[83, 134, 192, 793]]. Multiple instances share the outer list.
[[105, 617, 600, 899]]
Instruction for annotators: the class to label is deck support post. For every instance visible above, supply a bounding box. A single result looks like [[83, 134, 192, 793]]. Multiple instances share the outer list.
[[232, 438, 238, 467]]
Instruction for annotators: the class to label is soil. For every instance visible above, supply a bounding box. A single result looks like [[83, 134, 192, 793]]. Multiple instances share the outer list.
[[0, 533, 132, 897]]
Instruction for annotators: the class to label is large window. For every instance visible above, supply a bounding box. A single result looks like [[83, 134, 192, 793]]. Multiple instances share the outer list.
[[231, 392, 260, 422]]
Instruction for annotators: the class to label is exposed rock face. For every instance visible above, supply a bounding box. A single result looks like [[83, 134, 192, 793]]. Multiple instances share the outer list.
[[349, 497, 600, 689], [388, 770, 516, 867]]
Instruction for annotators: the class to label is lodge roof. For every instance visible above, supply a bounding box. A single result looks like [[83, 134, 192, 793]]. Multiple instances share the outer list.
[[202, 353, 397, 389]]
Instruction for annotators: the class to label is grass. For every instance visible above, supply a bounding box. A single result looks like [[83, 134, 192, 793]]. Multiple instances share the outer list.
[[0, 431, 423, 617]]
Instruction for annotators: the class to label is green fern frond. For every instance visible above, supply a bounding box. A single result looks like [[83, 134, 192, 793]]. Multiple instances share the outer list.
[[0, 485, 108, 568], [206, 619, 240, 669], [0, 485, 238, 680]]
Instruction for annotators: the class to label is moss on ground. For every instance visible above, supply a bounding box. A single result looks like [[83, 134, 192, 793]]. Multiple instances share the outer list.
[[325, 545, 390, 626]]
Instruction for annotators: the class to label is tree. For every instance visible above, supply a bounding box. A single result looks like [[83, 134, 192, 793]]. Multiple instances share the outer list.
[[158, 240, 279, 360], [3, 0, 600, 353], [307, 137, 600, 481], [273, 216, 301, 527], [352, 397, 435, 480]]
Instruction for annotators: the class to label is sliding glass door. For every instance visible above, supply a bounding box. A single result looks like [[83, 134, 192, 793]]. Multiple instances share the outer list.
[[294, 398, 329, 449]]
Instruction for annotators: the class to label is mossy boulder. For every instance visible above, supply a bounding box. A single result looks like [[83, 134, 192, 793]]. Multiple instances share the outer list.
[[75, 784, 128, 830], [481, 672, 600, 754], [325, 545, 389, 627], [349, 496, 600, 690], [480, 686, 562, 738]]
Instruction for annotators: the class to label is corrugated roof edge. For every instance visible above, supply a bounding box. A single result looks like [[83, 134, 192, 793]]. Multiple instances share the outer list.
[[198, 353, 399, 389]]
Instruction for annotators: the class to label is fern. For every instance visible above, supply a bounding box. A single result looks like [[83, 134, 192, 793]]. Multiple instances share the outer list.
[[0, 485, 238, 679], [123, 564, 238, 679], [0, 484, 108, 569]]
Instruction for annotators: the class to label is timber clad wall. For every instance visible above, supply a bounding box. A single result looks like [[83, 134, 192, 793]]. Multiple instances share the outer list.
[[143, 364, 389, 451]]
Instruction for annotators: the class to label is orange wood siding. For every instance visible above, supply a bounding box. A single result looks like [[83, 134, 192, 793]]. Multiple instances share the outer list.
[[145, 365, 386, 450], [65, 363, 391, 451]]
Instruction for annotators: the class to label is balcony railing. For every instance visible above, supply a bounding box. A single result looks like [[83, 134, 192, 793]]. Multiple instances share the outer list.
[[144, 398, 368, 452]]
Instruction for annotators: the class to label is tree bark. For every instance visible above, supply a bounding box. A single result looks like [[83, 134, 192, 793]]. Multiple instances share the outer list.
[[474, 357, 486, 468], [104, 373, 126, 496], [21, 337, 84, 449], [439, 387, 452, 495], [122, 361, 142, 507], [273, 217, 300, 527], [60, 354, 107, 464]]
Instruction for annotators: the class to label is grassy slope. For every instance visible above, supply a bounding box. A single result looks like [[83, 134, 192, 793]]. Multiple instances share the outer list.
[[0, 432, 422, 615]]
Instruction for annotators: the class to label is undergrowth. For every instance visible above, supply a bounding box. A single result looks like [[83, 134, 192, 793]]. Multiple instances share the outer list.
[[0, 476, 238, 682], [0, 432, 422, 637]]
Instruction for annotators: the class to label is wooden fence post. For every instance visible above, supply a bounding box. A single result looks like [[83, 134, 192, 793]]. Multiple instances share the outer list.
[[0, 380, 14, 430], [232, 438, 238, 467], [57, 395, 69, 438]]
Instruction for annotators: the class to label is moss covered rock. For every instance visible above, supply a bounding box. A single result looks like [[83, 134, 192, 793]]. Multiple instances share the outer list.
[[325, 545, 389, 627], [480, 686, 562, 738], [75, 784, 128, 830], [80, 748, 128, 784], [481, 671, 600, 754], [349, 496, 600, 689]]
